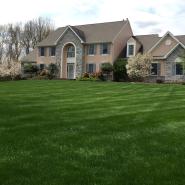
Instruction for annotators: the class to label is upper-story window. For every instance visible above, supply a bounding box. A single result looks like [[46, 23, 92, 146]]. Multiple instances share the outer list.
[[67, 46, 75, 58], [100, 43, 110, 55], [128, 44, 134, 56], [39, 47, 45, 56], [87, 44, 96, 55], [49, 47, 56, 56]]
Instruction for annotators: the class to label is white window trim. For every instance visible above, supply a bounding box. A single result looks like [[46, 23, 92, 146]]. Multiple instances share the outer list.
[[127, 43, 136, 57], [101, 53, 109, 56]]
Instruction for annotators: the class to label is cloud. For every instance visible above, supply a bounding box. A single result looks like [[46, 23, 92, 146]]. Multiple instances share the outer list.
[[0, 0, 185, 35], [135, 21, 159, 28]]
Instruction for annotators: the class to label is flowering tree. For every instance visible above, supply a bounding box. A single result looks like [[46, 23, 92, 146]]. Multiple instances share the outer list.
[[126, 53, 152, 81], [0, 60, 21, 80]]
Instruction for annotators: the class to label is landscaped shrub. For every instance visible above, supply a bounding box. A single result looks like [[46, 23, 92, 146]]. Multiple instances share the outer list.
[[126, 53, 152, 82], [40, 69, 49, 76], [0, 61, 21, 80], [77, 72, 104, 81], [83, 72, 89, 78], [30, 75, 49, 80], [156, 79, 164, 83], [101, 63, 113, 73], [47, 63, 58, 79], [101, 63, 113, 81], [113, 58, 128, 82], [24, 64, 38, 73]]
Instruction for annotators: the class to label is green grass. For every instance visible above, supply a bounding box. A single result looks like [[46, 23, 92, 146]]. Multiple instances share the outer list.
[[1, 80, 185, 185]]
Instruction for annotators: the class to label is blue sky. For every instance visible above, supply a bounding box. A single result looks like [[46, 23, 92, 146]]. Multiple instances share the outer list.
[[0, 0, 185, 35]]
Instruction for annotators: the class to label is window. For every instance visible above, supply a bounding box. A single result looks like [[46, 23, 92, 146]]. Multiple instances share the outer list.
[[175, 58, 184, 75], [87, 44, 96, 55], [151, 63, 158, 75], [67, 46, 75, 58], [100, 43, 110, 55], [176, 63, 183, 75], [40, 47, 45, 56], [87, 64, 96, 73], [50, 47, 56, 56], [128, 45, 134, 56], [40, 64, 45, 70]]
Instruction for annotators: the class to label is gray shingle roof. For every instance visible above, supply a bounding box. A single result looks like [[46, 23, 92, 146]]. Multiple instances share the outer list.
[[37, 27, 66, 47], [135, 34, 161, 52], [37, 20, 128, 46], [176, 35, 185, 45], [21, 49, 37, 62]]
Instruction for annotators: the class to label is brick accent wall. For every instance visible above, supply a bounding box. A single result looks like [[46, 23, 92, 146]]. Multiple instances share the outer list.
[[56, 28, 83, 78], [165, 45, 184, 82]]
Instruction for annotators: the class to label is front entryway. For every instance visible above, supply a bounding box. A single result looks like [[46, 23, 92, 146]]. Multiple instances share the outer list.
[[67, 63, 75, 79], [61, 43, 76, 79]]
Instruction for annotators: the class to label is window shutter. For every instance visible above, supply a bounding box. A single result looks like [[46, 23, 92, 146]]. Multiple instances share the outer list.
[[86, 64, 89, 73], [157, 63, 161, 76], [172, 63, 176, 76], [86, 46, 89, 55], [108, 44, 111, 54], [38, 48, 41, 57], [93, 64, 96, 73], [94, 44, 97, 55], [100, 44, 103, 54], [49, 48, 51, 56]]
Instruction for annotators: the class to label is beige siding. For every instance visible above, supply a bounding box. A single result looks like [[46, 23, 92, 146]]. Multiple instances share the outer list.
[[113, 21, 133, 61], [84, 44, 113, 72], [151, 35, 178, 57], [37, 47, 56, 65]]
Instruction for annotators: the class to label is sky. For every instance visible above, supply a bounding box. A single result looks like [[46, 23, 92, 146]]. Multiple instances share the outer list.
[[0, 0, 185, 36]]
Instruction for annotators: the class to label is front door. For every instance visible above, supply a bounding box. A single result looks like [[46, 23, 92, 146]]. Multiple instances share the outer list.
[[67, 63, 75, 79]]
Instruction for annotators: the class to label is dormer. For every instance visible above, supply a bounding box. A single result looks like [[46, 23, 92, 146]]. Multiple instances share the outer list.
[[126, 37, 136, 57]]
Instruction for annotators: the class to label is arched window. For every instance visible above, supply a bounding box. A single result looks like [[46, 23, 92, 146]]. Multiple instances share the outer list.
[[67, 45, 75, 58]]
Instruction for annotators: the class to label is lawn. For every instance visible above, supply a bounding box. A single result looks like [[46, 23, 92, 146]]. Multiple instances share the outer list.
[[0, 80, 185, 185]]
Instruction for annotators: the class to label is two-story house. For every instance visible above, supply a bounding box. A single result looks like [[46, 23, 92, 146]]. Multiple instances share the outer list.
[[22, 19, 133, 79]]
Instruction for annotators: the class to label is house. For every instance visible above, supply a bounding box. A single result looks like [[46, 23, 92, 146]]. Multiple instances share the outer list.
[[21, 19, 133, 79], [126, 32, 185, 82]]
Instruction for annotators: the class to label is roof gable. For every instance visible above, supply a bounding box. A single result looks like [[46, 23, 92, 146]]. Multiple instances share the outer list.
[[149, 31, 185, 53], [55, 26, 85, 44], [150, 33, 180, 58]]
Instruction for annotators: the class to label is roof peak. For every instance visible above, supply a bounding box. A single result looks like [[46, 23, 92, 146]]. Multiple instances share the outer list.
[[56, 20, 128, 29]]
